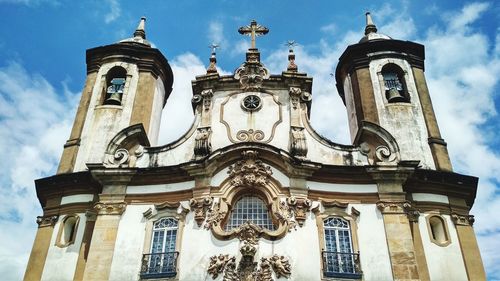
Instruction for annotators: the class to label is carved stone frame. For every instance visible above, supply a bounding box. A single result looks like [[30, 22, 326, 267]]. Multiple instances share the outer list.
[[142, 201, 189, 275], [425, 213, 451, 247], [313, 201, 361, 279]]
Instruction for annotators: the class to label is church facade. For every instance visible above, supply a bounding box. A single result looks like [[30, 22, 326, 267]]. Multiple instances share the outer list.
[[24, 14, 486, 281]]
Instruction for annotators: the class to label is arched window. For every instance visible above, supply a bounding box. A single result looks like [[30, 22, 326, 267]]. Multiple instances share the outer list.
[[381, 64, 409, 103], [141, 217, 179, 278], [103, 66, 127, 105], [225, 195, 275, 231], [322, 217, 360, 278], [56, 215, 79, 247], [427, 215, 451, 246]]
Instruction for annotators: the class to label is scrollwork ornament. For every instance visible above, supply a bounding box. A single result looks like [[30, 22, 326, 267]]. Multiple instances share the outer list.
[[191, 94, 202, 105], [201, 89, 213, 111], [269, 255, 291, 279], [204, 201, 227, 230], [289, 87, 301, 110], [236, 129, 265, 142], [106, 148, 129, 167], [274, 200, 296, 230], [208, 254, 233, 279], [189, 196, 213, 227], [301, 91, 312, 102], [375, 145, 396, 163]]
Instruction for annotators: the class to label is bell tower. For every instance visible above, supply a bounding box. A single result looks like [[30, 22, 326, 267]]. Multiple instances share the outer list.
[[336, 13, 452, 171], [57, 17, 174, 173]]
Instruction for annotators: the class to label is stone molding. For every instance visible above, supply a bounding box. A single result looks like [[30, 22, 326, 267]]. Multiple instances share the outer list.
[[451, 212, 475, 226], [376, 201, 411, 214], [93, 202, 126, 215], [194, 127, 212, 159], [36, 215, 59, 227], [286, 196, 311, 226]]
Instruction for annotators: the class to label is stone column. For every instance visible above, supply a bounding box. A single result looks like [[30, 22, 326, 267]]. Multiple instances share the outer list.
[[23, 215, 58, 281], [451, 213, 486, 281], [82, 202, 126, 281]]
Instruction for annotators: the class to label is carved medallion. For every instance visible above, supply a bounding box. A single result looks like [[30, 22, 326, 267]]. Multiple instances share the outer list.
[[189, 196, 213, 226]]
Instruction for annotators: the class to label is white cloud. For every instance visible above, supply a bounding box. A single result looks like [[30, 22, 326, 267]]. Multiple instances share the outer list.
[[0, 62, 78, 280], [0, 0, 58, 6], [104, 0, 121, 24], [208, 21, 226, 47]]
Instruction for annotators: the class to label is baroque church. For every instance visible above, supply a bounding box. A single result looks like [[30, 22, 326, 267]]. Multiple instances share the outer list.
[[24, 14, 486, 281]]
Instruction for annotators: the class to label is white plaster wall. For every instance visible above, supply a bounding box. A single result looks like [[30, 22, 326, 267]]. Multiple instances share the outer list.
[[369, 58, 435, 169], [352, 204, 394, 281], [307, 182, 378, 193], [419, 214, 467, 281], [109, 205, 149, 281], [74, 62, 139, 171], [148, 78, 166, 146], [210, 90, 290, 153], [41, 213, 86, 281]]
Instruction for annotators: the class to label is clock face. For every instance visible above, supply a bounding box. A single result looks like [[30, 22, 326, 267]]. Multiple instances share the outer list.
[[241, 94, 262, 111]]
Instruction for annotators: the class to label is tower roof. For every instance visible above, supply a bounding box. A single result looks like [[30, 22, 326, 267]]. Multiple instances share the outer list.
[[119, 17, 152, 47], [359, 12, 391, 43]]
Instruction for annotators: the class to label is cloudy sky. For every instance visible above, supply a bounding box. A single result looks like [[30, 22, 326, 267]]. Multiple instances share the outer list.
[[0, 0, 498, 280]]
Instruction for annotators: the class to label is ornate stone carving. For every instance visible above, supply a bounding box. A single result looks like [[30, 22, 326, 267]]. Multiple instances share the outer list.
[[228, 150, 272, 187], [194, 127, 212, 158], [274, 200, 296, 230], [223, 257, 238, 281], [451, 213, 475, 226], [376, 201, 411, 214], [236, 129, 265, 142], [255, 257, 273, 281], [290, 127, 307, 159], [191, 89, 213, 111], [234, 60, 270, 91], [36, 215, 58, 227], [405, 207, 420, 223], [205, 201, 227, 230], [375, 145, 397, 163], [286, 197, 311, 226], [105, 145, 144, 168], [208, 254, 233, 279], [94, 202, 127, 215], [269, 255, 291, 279], [189, 196, 213, 226]]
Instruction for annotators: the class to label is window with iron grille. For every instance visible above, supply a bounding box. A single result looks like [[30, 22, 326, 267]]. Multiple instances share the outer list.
[[140, 217, 179, 279], [322, 217, 362, 279], [225, 195, 275, 231]]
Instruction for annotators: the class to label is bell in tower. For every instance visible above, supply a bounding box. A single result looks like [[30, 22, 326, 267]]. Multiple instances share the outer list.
[[335, 12, 452, 171], [57, 17, 173, 174]]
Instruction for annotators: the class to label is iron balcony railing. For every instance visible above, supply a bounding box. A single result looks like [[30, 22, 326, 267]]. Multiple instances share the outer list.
[[322, 251, 362, 279], [140, 252, 179, 279]]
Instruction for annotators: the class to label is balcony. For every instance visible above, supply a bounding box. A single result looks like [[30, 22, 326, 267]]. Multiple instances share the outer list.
[[322, 251, 362, 279], [140, 252, 179, 279]]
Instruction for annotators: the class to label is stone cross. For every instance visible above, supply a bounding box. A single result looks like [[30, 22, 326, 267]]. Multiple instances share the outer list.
[[238, 20, 269, 49]]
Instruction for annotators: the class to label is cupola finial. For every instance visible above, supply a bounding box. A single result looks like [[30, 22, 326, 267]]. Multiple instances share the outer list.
[[364, 12, 378, 35], [134, 16, 147, 39], [207, 43, 219, 74], [285, 40, 298, 72]]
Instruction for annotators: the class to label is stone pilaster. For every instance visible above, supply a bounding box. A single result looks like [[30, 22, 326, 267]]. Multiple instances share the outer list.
[[377, 201, 420, 281], [82, 202, 126, 281], [451, 213, 486, 281], [407, 209, 430, 281], [23, 215, 58, 281]]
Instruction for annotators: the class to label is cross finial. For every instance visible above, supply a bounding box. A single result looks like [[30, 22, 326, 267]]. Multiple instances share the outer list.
[[238, 20, 269, 49], [285, 40, 298, 50], [209, 43, 220, 54], [364, 12, 378, 35]]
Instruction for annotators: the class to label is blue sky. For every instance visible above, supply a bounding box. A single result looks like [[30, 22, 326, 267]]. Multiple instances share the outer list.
[[0, 0, 499, 280]]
